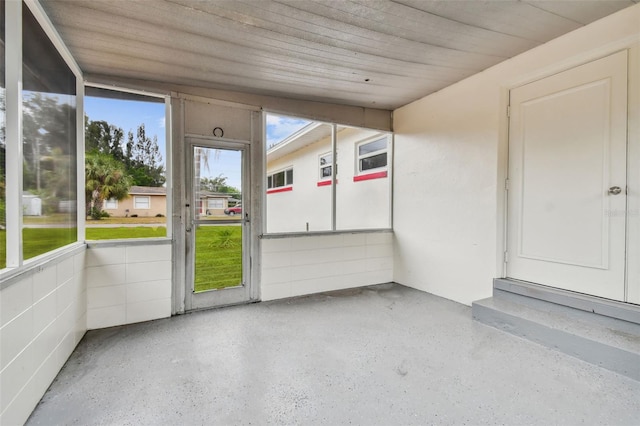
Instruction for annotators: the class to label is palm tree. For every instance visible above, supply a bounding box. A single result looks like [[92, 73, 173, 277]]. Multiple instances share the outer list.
[[85, 151, 132, 218]]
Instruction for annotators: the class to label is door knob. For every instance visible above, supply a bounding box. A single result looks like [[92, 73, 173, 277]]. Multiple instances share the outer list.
[[608, 186, 622, 195]]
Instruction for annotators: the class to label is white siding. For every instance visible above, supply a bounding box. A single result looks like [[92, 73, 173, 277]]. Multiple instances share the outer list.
[[393, 5, 640, 306]]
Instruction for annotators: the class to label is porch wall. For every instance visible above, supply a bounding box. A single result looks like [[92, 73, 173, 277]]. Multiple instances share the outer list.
[[0, 247, 87, 425], [85, 241, 172, 330], [392, 4, 640, 306], [261, 231, 393, 301]]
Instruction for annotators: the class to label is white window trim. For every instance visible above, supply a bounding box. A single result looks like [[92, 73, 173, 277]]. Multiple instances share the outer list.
[[319, 152, 333, 181], [134, 196, 151, 209], [355, 136, 389, 175], [207, 199, 224, 209], [267, 167, 294, 189]]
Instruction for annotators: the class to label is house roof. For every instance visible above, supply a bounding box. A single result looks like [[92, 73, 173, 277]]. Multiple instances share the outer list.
[[197, 191, 233, 199], [40, 1, 638, 111], [128, 186, 166, 195]]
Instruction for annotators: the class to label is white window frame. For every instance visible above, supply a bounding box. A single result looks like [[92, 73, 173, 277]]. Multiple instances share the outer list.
[[356, 136, 388, 175], [134, 196, 151, 209], [319, 152, 333, 181], [104, 198, 118, 209], [267, 167, 294, 189]]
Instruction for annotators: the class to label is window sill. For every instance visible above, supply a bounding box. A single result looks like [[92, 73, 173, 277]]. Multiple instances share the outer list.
[[354, 170, 388, 182], [317, 179, 338, 187], [267, 186, 293, 194]]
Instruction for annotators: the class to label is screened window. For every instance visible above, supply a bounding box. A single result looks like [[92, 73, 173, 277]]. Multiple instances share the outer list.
[[22, 2, 77, 261], [357, 138, 387, 173], [84, 87, 167, 240], [134, 196, 150, 209], [265, 113, 391, 233]]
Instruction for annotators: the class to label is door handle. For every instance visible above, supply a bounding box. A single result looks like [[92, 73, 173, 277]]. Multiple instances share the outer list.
[[608, 186, 622, 195]]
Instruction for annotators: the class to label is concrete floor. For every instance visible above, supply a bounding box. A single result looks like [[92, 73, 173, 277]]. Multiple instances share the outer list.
[[27, 283, 640, 425]]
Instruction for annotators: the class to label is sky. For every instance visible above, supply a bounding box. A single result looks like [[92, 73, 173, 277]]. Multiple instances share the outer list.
[[266, 114, 310, 147], [84, 98, 311, 190], [85, 96, 166, 165]]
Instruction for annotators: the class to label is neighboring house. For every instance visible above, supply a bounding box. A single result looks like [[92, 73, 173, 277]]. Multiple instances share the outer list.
[[266, 124, 391, 233], [196, 191, 233, 216], [104, 186, 233, 217], [104, 186, 166, 217]]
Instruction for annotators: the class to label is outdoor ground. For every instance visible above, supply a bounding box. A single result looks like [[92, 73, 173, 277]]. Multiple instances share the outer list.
[[2, 216, 241, 291]]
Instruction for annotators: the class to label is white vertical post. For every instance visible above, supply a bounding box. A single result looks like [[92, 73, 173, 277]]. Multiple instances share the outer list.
[[331, 123, 337, 231], [5, 0, 23, 268], [76, 81, 85, 242], [164, 96, 172, 238]]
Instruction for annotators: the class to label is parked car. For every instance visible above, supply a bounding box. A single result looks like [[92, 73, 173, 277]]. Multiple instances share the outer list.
[[224, 204, 242, 216]]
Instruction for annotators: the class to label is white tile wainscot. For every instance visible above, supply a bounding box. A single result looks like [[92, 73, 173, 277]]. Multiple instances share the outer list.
[[261, 231, 394, 301], [85, 240, 172, 329], [0, 245, 87, 425]]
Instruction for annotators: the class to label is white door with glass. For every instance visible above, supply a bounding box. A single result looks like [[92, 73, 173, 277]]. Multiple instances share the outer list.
[[507, 51, 628, 302], [185, 138, 252, 310]]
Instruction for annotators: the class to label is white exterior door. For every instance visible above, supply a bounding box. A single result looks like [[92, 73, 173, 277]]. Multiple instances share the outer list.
[[507, 51, 628, 301]]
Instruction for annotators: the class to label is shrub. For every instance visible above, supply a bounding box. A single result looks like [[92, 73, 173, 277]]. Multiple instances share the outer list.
[[215, 228, 236, 249], [155, 213, 165, 217]]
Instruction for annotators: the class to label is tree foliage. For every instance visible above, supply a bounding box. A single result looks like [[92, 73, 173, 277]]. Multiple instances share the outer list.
[[126, 124, 165, 187], [22, 92, 77, 214], [85, 118, 165, 187], [200, 174, 240, 196], [85, 151, 131, 219]]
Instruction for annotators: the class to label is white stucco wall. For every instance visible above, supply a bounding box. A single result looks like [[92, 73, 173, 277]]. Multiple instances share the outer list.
[[392, 4, 640, 306]]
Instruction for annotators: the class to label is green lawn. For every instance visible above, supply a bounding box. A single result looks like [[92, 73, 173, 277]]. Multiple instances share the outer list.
[[194, 226, 243, 292], [0, 225, 241, 292], [0, 228, 77, 268], [86, 227, 167, 240]]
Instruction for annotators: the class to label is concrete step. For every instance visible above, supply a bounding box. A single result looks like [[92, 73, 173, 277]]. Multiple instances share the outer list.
[[472, 282, 640, 381]]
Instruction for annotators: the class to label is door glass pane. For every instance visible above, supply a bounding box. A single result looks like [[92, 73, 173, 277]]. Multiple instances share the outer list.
[[22, 3, 77, 260], [193, 146, 243, 292]]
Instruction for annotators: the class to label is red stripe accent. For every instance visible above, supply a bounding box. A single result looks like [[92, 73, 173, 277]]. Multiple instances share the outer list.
[[266, 186, 293, 194], [316, 179, 338, 187], [353, 171, 388, 182]]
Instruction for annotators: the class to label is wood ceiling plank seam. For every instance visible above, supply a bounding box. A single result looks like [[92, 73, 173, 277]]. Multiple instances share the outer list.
[[53, 21, 465, 84], [521, 0, 635, 25], [383, 0, 575, 43], [272, 0, 539, 57], [160, 0, 504, 70], [186, 0, 510, 66], [45, 3, 486, 75], [521, 1, 585, 25]]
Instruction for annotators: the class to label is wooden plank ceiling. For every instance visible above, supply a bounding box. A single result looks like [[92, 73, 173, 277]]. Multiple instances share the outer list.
[[41, 0, 638, 110]]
